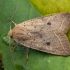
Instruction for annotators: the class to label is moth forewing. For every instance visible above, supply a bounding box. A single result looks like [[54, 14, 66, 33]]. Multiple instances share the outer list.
[[8, 12, 70, 56]]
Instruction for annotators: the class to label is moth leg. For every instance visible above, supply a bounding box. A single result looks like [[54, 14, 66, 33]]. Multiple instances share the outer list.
[[11, 41, 17, 52], [26, 51, 28, 61], [25, 47, 30, 61]]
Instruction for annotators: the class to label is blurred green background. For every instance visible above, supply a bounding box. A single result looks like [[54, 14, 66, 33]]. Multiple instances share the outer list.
[[0, 0, 70, 70]]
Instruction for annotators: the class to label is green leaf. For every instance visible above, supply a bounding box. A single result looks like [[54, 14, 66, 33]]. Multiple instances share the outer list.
[[0, 0, 70, 70], [30, 0, 70, 15]]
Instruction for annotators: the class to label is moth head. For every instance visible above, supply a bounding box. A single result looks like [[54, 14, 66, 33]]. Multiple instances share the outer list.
[[8, 30, 13, 38]]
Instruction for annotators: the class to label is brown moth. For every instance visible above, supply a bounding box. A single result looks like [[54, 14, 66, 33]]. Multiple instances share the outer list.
[[8, 12, 70, 56]]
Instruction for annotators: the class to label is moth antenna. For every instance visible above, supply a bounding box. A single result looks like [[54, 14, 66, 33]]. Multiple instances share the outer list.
[[8, 4, 19, 65], [9, 21, 11, 46], [10, 22, 12, 31], [10, 4, 19, 26], [8, 34, 15, 65], [8, 22, 15, 65]]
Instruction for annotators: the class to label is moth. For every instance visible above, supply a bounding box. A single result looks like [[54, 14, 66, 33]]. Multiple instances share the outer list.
[[8, 12, 70, 56]]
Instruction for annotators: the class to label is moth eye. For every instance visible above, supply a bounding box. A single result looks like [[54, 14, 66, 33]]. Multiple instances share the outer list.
[[10, 36, 13, 38], [47, 22, 51, 25], [46, 42, 50, 46]]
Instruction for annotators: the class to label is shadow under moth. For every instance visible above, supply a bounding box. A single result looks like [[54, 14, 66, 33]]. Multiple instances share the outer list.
[[8, 12, 70, 56]]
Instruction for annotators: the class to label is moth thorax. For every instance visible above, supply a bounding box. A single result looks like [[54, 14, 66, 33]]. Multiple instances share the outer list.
[[8, 30, 13, 37]]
